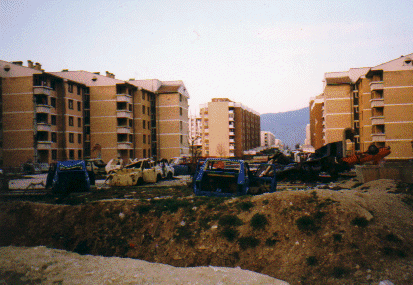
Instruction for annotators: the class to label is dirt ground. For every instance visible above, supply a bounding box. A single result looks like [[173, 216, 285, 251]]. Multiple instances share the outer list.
[[1, 178, 413, 284]]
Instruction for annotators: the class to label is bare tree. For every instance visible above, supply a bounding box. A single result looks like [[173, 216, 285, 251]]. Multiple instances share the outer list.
[[215, 143, 227, 157]]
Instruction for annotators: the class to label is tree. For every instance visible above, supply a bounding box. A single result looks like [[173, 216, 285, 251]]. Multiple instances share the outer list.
[[215, 143, 227, 157]]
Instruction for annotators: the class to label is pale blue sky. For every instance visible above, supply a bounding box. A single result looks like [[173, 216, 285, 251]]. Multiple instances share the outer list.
[[1, 0, 412, 114]]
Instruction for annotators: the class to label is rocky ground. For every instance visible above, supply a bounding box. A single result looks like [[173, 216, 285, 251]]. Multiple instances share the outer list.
[[1, 178, 413, 284]]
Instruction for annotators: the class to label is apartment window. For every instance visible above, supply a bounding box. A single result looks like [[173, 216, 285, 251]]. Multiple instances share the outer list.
[[129, 119, 133, 127], [180, 121, 183, 131], [69, 150, 75, 159], [68, 83, 73, 93], [147, 106, 150, 115], [143, 120, 146, 129], [51, 80, 56, 90], [77, 101, 81, 111], [129, 135, 133, 143], [51, 115, 56, 125], [143, 149, 146, 158], [77, 85, 81, 95], [78, 150, 82, 159], [129, 104, 132, 112], [148, 121, 150, 129], [78, 118, 82, 127], [142, 105, 145, 114], [180, 135, 183, 144], [148, 149, 151, 157], [68, 116, 74, 126], [180, 107, 183, 116], [52, 150, 57, 160], [180, 94, 182, 102], [69, 133, 74, 143], [68, 99, 74, 109], [143, 134, 146, 144], [142, 92, 145, 100], [51, 132, 57, 143], [78, 134, 82, 144]]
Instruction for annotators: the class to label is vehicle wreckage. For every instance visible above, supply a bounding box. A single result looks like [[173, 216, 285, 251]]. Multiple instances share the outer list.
[[193, 158, 277, 197]]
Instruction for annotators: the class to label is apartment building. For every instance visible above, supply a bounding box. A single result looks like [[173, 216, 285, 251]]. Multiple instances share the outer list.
[[188, 114, 202, 155], [129, 79, 189, 159], [309, 54, 413, 160], [260, 131, 276, 147], [0, 60, 190, 169], [199, 98, 260, 158]]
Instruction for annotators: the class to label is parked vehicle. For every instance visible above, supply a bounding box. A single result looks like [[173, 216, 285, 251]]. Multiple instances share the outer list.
[[85, 159, 106, 175], [193, 158, 277, 197], [105, 158, 133, 174], [46, 160, 94, 195], [169, 156, 191, 175]]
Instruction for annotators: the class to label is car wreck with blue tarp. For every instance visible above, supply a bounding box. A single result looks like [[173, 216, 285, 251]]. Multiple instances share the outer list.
[[193, 158, 277, 197]]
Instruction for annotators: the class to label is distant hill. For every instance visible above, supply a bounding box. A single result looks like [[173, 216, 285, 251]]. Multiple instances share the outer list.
[[260, 107, 309, 149]]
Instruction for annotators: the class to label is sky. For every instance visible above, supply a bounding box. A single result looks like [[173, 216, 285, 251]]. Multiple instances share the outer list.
[[1, 0, 412, 115]]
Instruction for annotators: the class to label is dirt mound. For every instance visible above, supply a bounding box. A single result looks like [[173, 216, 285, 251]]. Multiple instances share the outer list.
[[1, 179, 413, 284]]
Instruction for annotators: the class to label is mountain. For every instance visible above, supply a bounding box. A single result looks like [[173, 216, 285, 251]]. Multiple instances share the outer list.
[[260, 107, 309, 149]]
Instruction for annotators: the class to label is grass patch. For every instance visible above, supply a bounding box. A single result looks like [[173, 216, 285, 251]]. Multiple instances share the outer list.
[[150, 198, 192, 215], [238, 236, 260, 250], [133, 204, 151, 215], [351, 217, 369, 228], [250, 213, 268, 230], [265, 238, 279, 246]]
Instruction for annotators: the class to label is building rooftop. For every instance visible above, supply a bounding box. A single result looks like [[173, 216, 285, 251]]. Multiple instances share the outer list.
[[50, 70, 125, 86]]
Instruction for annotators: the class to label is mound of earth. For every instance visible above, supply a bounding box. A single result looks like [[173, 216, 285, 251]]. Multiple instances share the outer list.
[[1, 179, 413, 284]]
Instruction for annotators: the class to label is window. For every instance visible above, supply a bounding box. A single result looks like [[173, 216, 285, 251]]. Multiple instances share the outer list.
[[51, 132, 57, 143], [51, 115, 57, 126], [180, 107, 183, 116], [78, 134, 82, 144], [148, 121, 150, 129], [51, 80, 56, 90], [142, 92, 145, 100], [180, 94, 182, 102], [51, 97, 56, 108], [180, 121, 183, 131], [78, 150, 82, 159], [143, 149, 146, 157], [69, 150, 75, 159], [77, 85, 81, 95], [129, 104, 132, 112], [68, 99, 73, 109], [129, 119, 133, 127], [77, 101, 81, 111], [142, 105, 145, 114], [147, 106, 150, 115], [52, 150, 57, 160], [143, 134, 146, 144], [68, 83, 73, 93], [148, 149, 151, 157], [68, 116, 74, 126], [78, 118, 82, 127], [180, 135, 183, 144], [143, 120, 146, 129], [69, 133, 74, 143]]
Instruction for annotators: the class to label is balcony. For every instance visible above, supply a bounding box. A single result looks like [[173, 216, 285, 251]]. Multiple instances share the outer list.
[[204, 128, 209, 133], [37, 141, 52, 150], [370, 81, 384, 91], [116, 94, 132, 104], [371, 116, 385, 125], [229, 139, 235, 143], [371, 98, 384, 108], [229, 131, 235, 136], [33, 86, 52, 96], [229, 145, 235, 150], [36, 104, 51, 114], [229, 116, 234, 121], [229, 124, 235, 129], [372, 133, 386, 142], [117, 110, 132, 119], [37, 123, 51, 132], [117, 126, 132, 134], [118, 142, 132, 149]]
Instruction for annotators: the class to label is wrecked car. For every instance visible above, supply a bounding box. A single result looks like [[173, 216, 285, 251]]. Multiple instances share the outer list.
[[193, 158, 277, 197]]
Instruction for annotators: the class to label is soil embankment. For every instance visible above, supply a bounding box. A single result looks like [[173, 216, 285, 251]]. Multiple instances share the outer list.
[[1, 179, 413, 284]]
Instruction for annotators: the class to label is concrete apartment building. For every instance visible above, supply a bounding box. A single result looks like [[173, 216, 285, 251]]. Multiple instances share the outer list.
[[199, 98, 260, 158], [260, 131, 276, 147], [309, 54, 413, 160], [188, 114, 202, 155], [0, 60, 189, 169]]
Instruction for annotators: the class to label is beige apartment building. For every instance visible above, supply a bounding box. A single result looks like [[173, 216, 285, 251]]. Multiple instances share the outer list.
[[309, 54, 413, 160], [260, 131, 276, 147], [199, 98, 260, 158], [0, 60, 189, 169]]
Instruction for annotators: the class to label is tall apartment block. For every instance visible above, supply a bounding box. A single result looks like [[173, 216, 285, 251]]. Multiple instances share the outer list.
[[199, 98, 260, 158], [309, 54, 413, 160], [0, 60, 189, 168], [260, 131, 275, 147], [188, 114, 202, 154]]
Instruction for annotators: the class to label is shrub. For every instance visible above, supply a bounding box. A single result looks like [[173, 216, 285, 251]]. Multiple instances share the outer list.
[[237, 201, 255, 211], [306, 256, 318, 266], [134, 204, 151, 214], [218, 215, 243, 227], [296, 216, 318, 232], [238, 236, 260, 250], [332, 266, 349, 278], [351, 217, 369, 228], [250, 213, 268, 230], [220, 227, 239, 242], [265, 238, 278, 246], [262, 199, 269, 205], [333, 233, 342, 242]]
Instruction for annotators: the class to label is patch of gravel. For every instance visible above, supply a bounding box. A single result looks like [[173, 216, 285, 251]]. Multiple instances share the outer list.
[[0, 246, 289, 285]]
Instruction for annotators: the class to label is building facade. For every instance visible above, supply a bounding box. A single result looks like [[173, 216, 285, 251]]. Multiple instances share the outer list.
[[309, 54, 413, 160], [260, 131, 275, 147], [0, 60, 189, 169], [199, 98, 260, 158]]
